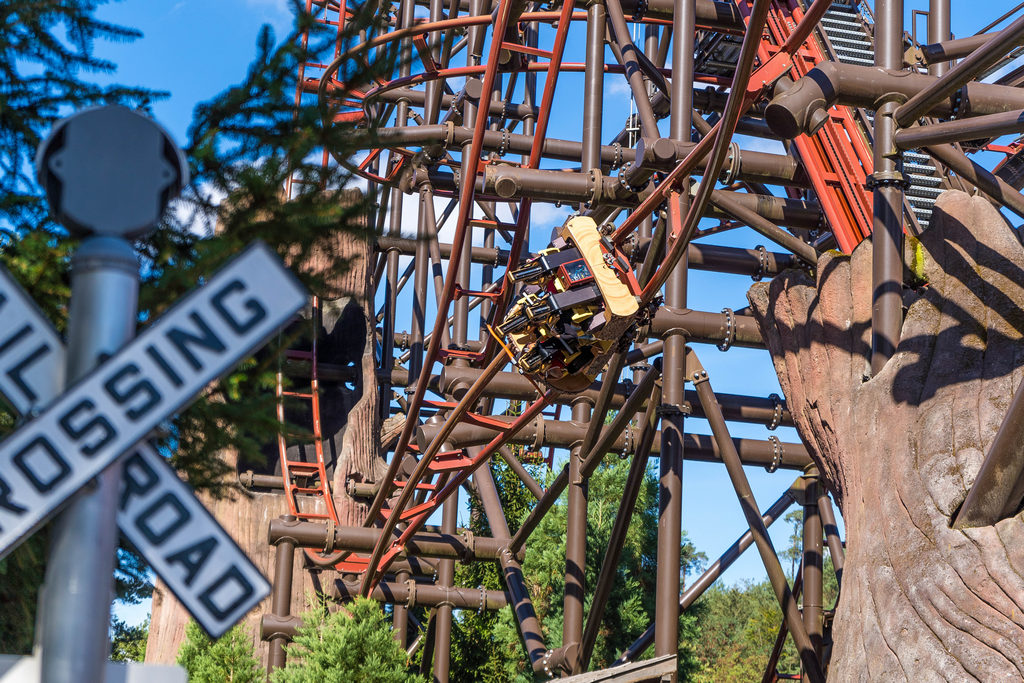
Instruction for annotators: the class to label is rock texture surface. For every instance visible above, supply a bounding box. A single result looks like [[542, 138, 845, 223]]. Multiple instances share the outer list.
[[749, 190, 1024, 681]]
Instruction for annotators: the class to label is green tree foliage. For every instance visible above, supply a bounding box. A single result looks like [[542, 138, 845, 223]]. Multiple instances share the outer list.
[[110, 616, 148, 662], [271, 597, 427, 683], [449, 457, 706, 681], [176, 621, 262, 683], [692, 552, 840, 681], [0, 0, 391, 653]]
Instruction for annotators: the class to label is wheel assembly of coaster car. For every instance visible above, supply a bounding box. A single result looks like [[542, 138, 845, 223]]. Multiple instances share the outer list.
[[498, 216, 650, 393]]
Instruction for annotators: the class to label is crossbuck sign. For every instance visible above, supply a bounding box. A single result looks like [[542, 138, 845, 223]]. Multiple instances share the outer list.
[[0, 242, 306, 636]]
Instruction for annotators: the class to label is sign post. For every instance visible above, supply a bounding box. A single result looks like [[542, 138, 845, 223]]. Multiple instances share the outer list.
[[33, 106, 188, 683]]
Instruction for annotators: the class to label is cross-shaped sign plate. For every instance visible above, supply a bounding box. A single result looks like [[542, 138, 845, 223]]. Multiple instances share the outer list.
[[0, 242, 306, 637]]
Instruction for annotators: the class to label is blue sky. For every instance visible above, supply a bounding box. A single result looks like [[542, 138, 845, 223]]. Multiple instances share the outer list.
[[91, 0, 1024, 628]]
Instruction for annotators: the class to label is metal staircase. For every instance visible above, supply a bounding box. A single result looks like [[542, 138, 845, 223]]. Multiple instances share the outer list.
[[817, 1, 944, 232]]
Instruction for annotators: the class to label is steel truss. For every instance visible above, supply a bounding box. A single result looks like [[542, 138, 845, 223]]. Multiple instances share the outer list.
[[254, 0, 1024, 679]]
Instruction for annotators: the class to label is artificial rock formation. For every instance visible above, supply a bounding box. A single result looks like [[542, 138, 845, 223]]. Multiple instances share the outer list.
[[749, 190, 1024, 680]]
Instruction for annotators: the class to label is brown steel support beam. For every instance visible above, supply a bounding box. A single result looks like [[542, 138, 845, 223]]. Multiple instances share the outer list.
[[764, 61, 1024, 139], [802, 471, 823, 681], [927, 0, 952, 76], [433, 494, 457, 681], [563, 399, 591, 665], [818, 490, 844, 586], [474, 463, 553, 675], [689, 349, 824, 682], [265, 515, 299, 674], [615, 482, 799, 664], [872, 0, 905, 375], [604, 0, 661, 137], [953, 377, 1024, 527], [761, 560, 803, 683], [267, 517, 515, 561], [332, 580, 508, 610], [922, 143, 1024, 220], [420, 417, 810, 469], [896, 12, 1024, 126], [377, 235, 801, 279], [894, 109, 1024, 149], [709, 189, 818, 264], [578, 379, 662, 672]]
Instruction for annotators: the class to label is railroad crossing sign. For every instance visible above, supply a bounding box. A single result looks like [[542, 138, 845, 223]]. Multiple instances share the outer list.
[[0, 242, 305, 636]]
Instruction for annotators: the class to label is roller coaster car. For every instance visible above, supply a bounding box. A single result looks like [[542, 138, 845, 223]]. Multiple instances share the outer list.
[[499, 216, 646, 393]]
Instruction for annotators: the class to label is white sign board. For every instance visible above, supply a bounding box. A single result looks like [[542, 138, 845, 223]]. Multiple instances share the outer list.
[[0, 242, 305, 632], [0, 268, 65, 416], [0, 263, 274, 636]]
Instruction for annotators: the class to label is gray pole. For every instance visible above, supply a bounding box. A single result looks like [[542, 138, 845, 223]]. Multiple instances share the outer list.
[[32, 104, 186, 683], [39, 236, 140, 683]]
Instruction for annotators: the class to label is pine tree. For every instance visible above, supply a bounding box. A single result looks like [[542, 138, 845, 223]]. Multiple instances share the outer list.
[[271, 597, 427, 683], [110, 616, 148, 663], [0, 0, 393, 654], [176, 621, 262, 683]]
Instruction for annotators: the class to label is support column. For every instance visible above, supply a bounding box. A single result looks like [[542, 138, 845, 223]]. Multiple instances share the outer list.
[[432, 496, 457, 681], [871, 0, 905, 374], [563, 398, 592, 662], [801, 471, 823, 682], [267, 516, 298, 674], [582, 0, 605, 172], [928, 0, 951, 76], [655, 3, 694, 677]]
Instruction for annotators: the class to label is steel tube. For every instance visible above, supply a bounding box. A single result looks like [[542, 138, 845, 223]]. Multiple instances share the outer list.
[[267, 516, 298, 672], [802, 473, 823, 680], [578, 380, 661, 671], [433, 493, 457, 681], [926, 0, 952, 75], [582, 0, 605, 172], [818, 490, 844, 585], [497, 445, 544, 499], [922, 143, 1024, 219], [871, 0, 905, 375], [39, 237, 139, 683], [920, 33, 988, 68], [377, 235, 800, 278], [267, 517, 514, 561], [896, 12, 1024, 126], [953, 376, 1024, 527], [563, 400, 590, 662], [421, 418, 810, 466], [333, 580, 508, 610], [894, 109, 1024, 148], [765, 61, 1024, 139], [474, 461, 552, 674], [605, 0, 661, 137], [709, 189, 818, 264], [693, 366, 824, 681]]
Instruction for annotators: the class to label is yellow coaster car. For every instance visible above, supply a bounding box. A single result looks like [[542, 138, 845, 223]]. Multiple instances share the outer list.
[[499, 216, 644, 393]]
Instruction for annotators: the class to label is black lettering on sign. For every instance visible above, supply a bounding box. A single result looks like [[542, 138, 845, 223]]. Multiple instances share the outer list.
[[212, 280, 267, 335], [135, 492, 191, 545], [167, 313, 226, 371], [0, 323, 31, 355], [145, 344, 183, 388], [58, 399, 115, 457], [120, 451, 159, 511], [103, 363, 161, 421], [199, 566, 255, 621], [166, 536, 218, 586], [7, 344, 51, 406], [13, 437, 71, 493], [0, 475, 28, 518]]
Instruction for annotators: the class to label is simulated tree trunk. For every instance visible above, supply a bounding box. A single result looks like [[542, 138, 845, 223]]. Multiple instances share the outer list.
[[146, 194, 382, 664], [748, 190, 1024, 680]]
